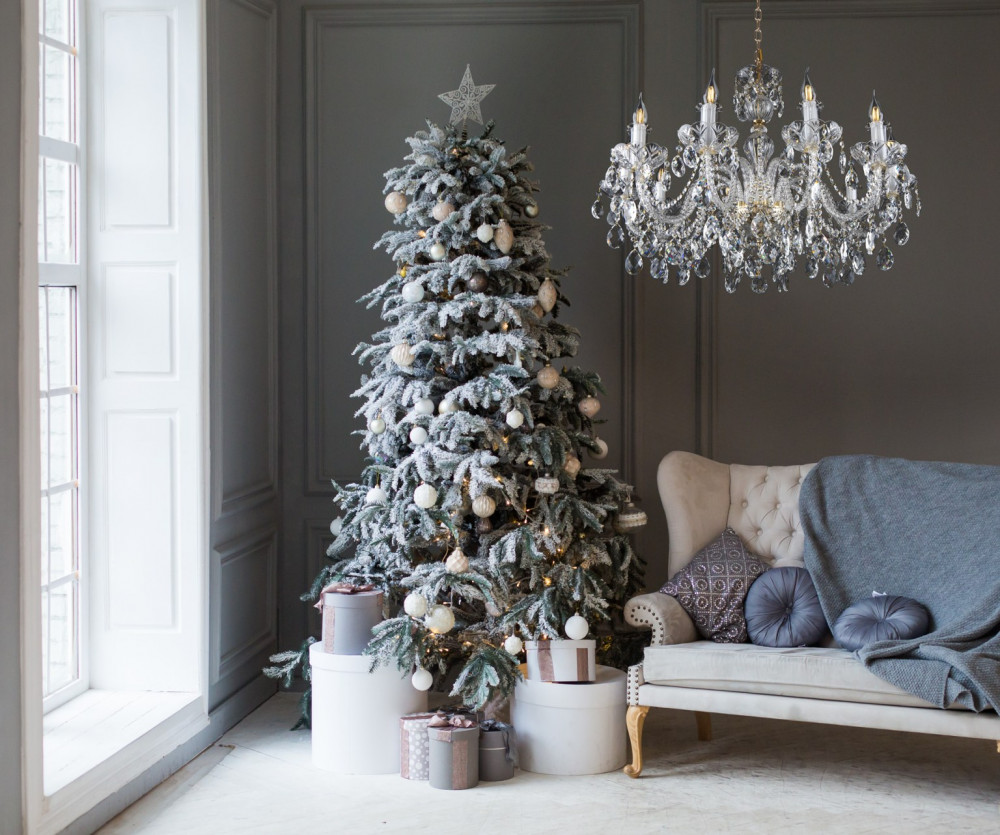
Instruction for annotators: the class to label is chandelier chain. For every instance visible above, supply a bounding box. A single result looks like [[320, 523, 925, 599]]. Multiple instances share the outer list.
[[754, 0, 763, 71]]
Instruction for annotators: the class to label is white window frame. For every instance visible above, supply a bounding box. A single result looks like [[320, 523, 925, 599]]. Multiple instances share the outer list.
[[21, 0, 211, 831], [38, 0, 90, 714]]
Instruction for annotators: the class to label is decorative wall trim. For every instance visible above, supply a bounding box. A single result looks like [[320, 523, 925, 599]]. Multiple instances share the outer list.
[[208, 0, 279, 521], [210, 526, 278, 684], [694, 0, 1000, 459], [302, 1, 642, 495]]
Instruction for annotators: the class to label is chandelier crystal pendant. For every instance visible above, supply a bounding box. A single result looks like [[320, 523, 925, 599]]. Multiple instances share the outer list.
[[593, 0, 920, 293]]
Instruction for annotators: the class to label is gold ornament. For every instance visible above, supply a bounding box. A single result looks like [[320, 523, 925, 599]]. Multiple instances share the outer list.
[[537, 278, 558, 312], [578, 396, 601, 418], [563, 454, 581, 477], [531, 303, 545, 318], [615, 500, 648, 533], [432, 200, 455, 222], [384, 191, 407, 214], [525, 203, 539, 218], [536, 365, 560, 390], [494, 219, 514, 254]]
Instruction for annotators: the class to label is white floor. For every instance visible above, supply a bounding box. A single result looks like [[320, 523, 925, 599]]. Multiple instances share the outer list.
[[100, 692, 1000, 834]]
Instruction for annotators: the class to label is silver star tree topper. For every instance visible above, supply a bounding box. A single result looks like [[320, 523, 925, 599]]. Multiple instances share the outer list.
[[438, 65, 495, 126]]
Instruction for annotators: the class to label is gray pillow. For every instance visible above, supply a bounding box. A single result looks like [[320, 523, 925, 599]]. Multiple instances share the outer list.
[[833, 595, 931, 651], [660, 527, 768, 643], [744, 567, 828, 647]]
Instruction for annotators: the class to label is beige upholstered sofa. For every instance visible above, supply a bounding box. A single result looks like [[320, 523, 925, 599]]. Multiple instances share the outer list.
[[621, 450, 1000, 777]]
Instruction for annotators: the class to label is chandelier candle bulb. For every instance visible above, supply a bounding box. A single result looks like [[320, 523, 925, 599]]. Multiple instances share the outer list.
[[700, 71, 718, 142], [870, 92, 887, 160], [630, 95, 647, 147], [801, 70, 819, 148]]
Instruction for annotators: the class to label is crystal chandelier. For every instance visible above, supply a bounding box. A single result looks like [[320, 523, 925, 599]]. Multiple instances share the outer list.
[[593, 0, 920, 293]]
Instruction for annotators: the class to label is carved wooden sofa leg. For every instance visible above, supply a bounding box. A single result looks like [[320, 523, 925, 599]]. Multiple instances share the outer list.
[[695, 711, 712, 741], [624, 705, 650, 778]]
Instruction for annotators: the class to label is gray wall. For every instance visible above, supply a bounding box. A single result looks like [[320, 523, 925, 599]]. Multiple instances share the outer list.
[[206, 0, 281, 710], [277, 0, 1000, 654], [0, 2, 23, 831]]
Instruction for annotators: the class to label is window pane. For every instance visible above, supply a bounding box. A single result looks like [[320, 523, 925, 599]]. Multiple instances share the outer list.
[[41, 0, 73, 45], [38, 288, 49, 390], [46, 581, 77, 693], [41, 157, 77, 264], [42, 45, 75, 143], [46, 287, 74, 390], [41, 592, 50, 696], [48, 393, 74, 487], [48, 488, 76, 582], [39, 396, 50, 491], [40, 496, 50, 586]]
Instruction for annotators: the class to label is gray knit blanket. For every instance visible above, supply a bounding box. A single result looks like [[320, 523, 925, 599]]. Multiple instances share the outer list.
[[800, 455, 1000, 712]]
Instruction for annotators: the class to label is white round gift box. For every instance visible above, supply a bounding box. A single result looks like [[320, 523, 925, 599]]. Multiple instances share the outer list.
[[309, 642, 427, 774], [510, 663, 627, 775]]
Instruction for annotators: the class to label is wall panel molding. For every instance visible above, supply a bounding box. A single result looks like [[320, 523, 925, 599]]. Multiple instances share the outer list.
[[208, 0, 279, 521], [210, 526, 278, 684], [302, 1, 641, 495]]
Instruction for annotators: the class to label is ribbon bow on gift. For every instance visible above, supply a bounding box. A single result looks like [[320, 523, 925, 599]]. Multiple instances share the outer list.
[[313, 581, 376, 610], [428, 712, 477, 729]]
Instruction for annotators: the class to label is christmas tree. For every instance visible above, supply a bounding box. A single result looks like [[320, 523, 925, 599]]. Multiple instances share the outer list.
[[267, 68, 645, 718]]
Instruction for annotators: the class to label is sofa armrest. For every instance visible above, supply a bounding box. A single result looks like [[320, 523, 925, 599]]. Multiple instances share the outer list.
[[624, 591, 698, 646]]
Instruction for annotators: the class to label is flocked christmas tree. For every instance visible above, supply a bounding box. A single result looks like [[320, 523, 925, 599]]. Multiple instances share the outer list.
[[267, 67, 645, 717]]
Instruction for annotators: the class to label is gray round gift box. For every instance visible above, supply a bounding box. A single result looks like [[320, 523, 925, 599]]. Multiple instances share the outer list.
[[427, 725, 480, 790], [478, 728, 515, 782], [322, 589, 383, 655]]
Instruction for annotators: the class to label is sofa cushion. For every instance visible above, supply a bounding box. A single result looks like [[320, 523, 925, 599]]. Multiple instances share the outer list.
[[745, 567, 828, 647], [660, 527, 768, 643], [643, 642, 939, 709], [833, 595, 931, 652]]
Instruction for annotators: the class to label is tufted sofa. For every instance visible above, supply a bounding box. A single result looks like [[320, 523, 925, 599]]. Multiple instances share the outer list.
[[621, 450, 1000, 777]]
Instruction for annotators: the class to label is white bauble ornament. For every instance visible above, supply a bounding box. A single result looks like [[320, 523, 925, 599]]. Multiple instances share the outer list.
[[329, 516, 343, 535], [563, 454, 581, 477], [537, 365, 560, 390], [438, 399, 460, 414], [368, 417, 386, 434], [535, 474, 559, 495], [565, 614, 589, 640], [591, 438, 609, 459], [432, 201, 455, 222], [494, 219, 514, 254], [525, 203, 539, 218], [476, 223, 494, 243], [413, 483, 438, 509], [429, 242, 447, 261], [503, 635, 524, 655], [384, 191, 407, 214], [537, 278, 558, 312], [578, 396, 601, 418], [365, 485, 387, 505], [411, 667, 433, 691], [391, 342, 416, 367], [409, 426, 428, 445], [414, 397, 435, 416], [404, 592, 429, 618], [401, 280, 424, 303], [445, 548, 469, 574], [425, 604, 455, 634], [505, 409, 525, 429], [472, 495, 496, 518]]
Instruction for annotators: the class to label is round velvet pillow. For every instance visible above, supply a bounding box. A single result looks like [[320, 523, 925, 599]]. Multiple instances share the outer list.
[[744, 567, 828, 647], [832, 595, 930, 651]]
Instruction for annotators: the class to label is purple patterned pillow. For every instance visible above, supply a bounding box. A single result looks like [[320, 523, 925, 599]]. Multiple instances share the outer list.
[[660, 527, 768, 642]]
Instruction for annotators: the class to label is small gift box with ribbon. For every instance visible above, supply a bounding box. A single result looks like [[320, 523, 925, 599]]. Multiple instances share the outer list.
[[524, 637, 596, 682], [478, 719, 516, 782], [399, 712, 437, 780], [427, 713, 480, 790], [313, 581, 383, 655]]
